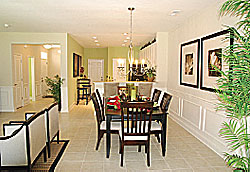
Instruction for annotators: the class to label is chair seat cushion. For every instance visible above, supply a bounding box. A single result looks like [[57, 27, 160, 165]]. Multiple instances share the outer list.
[[151, 121, 161, 131], [119, 129, 148, 141], [100, 121, 120, 130]]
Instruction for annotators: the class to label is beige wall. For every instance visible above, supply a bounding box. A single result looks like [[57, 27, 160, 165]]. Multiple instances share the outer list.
[[67, 34, 84, 109], [0, 32, 68, 112], [48, 48, 61, 78]]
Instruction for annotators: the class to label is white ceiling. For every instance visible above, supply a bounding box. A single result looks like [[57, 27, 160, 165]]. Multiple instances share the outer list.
[[0, 0, 219, 48]]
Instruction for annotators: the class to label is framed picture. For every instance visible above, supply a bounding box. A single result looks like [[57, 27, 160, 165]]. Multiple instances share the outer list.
[[200, 29, 233, 92], [73, 53, 79, 77], [180, 39, 200, 88]]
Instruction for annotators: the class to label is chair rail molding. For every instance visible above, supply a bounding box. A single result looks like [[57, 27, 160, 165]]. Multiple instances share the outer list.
[[0, 86, 15, 112]]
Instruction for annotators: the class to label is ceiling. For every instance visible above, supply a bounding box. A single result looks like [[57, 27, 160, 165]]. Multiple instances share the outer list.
[[0, 0, 219, 48]]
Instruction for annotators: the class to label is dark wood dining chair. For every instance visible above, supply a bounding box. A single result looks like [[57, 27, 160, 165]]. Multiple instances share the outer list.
[[151, 89, 162, 103], [96, 89, 105, 121], [91, 92, 120, 150], [151, 92, 172, 144], [119, 101, 154, 167]]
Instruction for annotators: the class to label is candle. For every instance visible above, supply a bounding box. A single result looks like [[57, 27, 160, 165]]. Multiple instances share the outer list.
[[135, 60, 138, 69]]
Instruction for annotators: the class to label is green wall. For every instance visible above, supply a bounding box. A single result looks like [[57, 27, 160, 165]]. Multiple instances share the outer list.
[[67, 34, 84, 107], [84, 46, 140, 80]]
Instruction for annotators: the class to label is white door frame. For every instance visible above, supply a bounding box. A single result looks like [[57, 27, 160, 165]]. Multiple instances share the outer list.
[[88, 59, 104, 81], [29, 57, 36, 101]]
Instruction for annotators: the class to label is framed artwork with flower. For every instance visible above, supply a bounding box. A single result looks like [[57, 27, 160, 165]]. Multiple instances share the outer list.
[[200, 29, 233, 92], [180, 39, 200, 88]]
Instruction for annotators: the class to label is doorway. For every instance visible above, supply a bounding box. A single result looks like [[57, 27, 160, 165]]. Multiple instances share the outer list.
[[13, 54, 24, 109], [88, 59, 104, 82]]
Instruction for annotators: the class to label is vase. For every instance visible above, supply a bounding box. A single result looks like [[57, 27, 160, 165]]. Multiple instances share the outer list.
[[148, 76, 155, 82]]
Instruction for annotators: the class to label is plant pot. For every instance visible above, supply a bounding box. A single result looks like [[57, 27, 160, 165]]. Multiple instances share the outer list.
[[148, 76, 155, 82]]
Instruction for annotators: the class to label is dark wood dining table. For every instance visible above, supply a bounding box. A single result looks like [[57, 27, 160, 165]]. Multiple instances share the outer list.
[[105, 102, 168, 158]]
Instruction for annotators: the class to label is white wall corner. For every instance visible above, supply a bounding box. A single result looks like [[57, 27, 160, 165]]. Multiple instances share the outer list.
[[156, 32, 169, 89], [0, 86, 15, 112]]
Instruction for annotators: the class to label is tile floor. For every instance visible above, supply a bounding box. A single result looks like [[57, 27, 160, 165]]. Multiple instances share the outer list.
[[0, 98, 232, 172]]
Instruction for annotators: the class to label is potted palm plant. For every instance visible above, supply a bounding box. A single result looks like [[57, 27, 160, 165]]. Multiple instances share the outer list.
[[145, 66, 156, 82], [45, 75, 64, 111], [215, 1, 250, 171]]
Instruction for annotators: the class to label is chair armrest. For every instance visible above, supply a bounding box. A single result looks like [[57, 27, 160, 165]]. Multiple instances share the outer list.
[[9, 121, 26, 124], [25, 112, 36, 120], [3, 124, 23, 136]]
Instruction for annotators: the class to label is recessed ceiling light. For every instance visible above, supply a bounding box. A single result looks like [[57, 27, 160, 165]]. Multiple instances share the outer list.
[[126, 37, 130, 40], [24, 45, 28, 48], [94, 40, 99, 43], [124, 40, 128, 43], [92, 36, 97, 39], [170, 10, 181, 16], [4, 23, 10, 28], [122, 44, 125, 47], [123, 33, 128, 36], [172, 10, 181, 13], [96, 43, 100, 46]]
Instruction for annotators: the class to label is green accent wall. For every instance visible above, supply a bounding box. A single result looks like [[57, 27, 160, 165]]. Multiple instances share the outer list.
[[67, 34, 84, 107], [84, 46, 140, 81]]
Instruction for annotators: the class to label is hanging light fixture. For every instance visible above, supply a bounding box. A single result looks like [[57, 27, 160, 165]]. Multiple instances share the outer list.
[[128, 7, 135, 69]]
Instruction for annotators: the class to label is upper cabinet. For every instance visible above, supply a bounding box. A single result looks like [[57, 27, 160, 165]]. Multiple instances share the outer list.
[[139, 42, 157, 67]]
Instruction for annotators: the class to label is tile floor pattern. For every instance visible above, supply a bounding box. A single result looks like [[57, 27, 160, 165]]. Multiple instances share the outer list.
[[0, 98, 232, 172]]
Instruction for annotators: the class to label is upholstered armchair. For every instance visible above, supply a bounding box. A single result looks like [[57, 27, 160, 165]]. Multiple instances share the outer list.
[[0, 110, 47, 171]]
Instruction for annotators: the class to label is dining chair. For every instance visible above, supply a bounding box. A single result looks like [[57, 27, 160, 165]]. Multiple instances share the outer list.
[[104, 82, 119, 97], [91, 92, 120, 150], [138, 83, 152, 97], [96, 89, 105, 121], [151, 89, 162, 103], [151, 92, 172, 144], [119, 101, 154, 167]]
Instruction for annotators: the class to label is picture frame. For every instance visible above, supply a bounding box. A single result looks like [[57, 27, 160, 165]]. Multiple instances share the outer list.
[[200, 29, 233, 92], [73, 53, 79, 77], [180, 39, 200, 88]]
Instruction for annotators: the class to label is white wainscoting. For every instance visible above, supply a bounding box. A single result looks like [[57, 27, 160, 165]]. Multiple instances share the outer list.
[[165, 88, 228, 157], [0, 86, 14, 112]]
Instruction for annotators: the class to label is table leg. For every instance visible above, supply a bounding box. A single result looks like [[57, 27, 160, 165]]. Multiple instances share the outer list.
[[161, 113, 167, 156], [106, 115, 111, 158]]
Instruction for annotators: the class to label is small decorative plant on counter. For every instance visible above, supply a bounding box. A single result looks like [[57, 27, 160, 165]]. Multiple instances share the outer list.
[[215, 0, 250, 171], [45, 75, 64, 111], [145, 66, 156, 82]]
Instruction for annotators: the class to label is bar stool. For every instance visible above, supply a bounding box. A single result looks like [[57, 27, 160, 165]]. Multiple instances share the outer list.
[[77, 79, 91, 105]]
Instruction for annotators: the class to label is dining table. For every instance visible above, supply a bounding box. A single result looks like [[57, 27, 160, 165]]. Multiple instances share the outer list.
[[105, 99, 168, 158]]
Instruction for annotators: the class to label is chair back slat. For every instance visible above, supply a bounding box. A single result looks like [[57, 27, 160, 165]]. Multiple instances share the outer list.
[[96, 89, 105, 121], [160, 93, 172, 113], [121, 102, 153, 140], [151, 89, 162, 103], [91, 93, 102, 127]]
